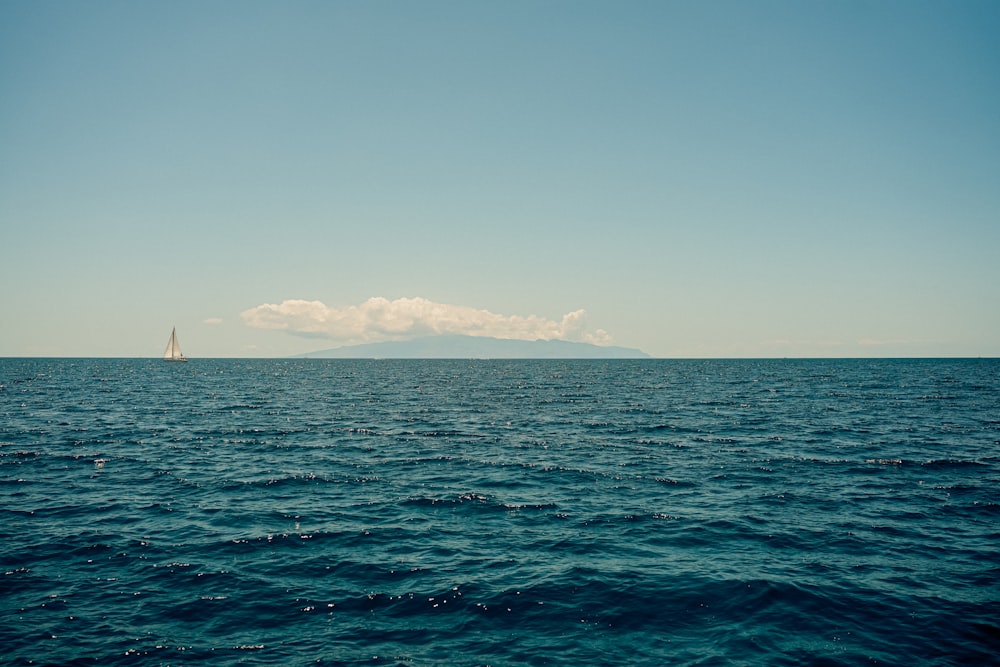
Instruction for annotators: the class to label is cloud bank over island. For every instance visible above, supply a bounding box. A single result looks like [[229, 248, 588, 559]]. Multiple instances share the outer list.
[[241, 297, 613, 346]]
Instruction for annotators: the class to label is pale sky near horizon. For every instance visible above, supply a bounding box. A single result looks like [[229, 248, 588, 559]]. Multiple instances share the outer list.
[[2, 1, 998, 358]]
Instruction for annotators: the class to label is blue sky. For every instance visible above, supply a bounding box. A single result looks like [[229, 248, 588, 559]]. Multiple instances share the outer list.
[[2, 1, 998, 358]]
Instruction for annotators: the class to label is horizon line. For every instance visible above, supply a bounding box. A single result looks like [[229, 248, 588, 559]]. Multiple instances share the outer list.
[[1, 355, 996, 361]]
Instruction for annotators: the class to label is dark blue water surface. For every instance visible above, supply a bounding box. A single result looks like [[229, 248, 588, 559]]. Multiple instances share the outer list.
[[2, 358, 998, 666]]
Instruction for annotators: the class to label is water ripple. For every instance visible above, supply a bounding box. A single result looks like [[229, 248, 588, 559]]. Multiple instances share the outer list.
[[1, 358, 998, 665]]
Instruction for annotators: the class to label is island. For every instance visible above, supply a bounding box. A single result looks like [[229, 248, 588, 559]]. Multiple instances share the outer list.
[[294, 335, 650, 359]]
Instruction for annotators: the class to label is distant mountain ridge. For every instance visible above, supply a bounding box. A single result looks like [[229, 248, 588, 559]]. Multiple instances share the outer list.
[[295, 335, 650, 359]]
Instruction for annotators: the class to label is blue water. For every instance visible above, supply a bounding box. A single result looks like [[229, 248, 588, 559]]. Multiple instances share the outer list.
[[1, 358, 998, 665]]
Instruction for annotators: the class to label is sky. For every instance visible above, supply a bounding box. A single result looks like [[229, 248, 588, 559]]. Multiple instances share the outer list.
[[1, 0, 998, 358]]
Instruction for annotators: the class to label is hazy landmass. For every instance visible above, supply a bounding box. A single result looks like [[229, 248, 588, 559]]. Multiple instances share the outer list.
[[295, 335, 650, 359]]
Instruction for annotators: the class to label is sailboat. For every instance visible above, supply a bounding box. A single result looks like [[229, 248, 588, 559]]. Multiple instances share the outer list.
[[163, 327, 188, 362]]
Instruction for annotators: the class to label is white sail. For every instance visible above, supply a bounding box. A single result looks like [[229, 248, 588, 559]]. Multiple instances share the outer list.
[[163, 327, 188, 362]]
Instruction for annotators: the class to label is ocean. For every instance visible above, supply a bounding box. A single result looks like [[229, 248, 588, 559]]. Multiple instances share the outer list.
[[1, 358, 998, 666]]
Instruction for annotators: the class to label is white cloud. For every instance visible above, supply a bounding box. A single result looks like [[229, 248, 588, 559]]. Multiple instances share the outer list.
[[241, 296, 612, 345], [203, 317, 224, 325]]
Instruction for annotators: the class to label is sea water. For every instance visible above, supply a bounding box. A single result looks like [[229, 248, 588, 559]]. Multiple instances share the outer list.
[[1, 358, 997, 665]]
